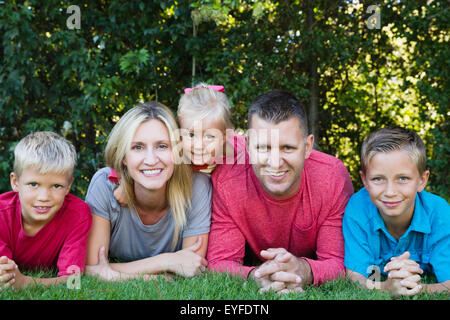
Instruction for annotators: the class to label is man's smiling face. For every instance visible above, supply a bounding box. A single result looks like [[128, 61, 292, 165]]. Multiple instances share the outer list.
[[247, 114, 314, 199]]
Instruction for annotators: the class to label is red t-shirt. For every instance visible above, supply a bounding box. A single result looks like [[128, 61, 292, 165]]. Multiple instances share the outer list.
[[206, 150, 354, 285], [0, 191, 92, 276]]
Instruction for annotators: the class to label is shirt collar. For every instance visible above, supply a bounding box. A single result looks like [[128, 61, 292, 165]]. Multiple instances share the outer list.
[[372, 204, 386, 233], [408, 191, 431, 234]]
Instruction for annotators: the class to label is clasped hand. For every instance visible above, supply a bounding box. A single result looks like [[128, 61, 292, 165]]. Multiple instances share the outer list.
[[383, 251, 423, 296], [0, 256, 29, 290], [251, 248, 306, 295], [0, 256, 17, 290]]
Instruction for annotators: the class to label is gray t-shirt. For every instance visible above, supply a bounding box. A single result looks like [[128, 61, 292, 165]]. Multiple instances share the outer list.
[[85, 167, 212, 262]]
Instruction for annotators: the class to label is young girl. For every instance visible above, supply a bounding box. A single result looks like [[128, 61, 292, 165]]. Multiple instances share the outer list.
[[84, 101, 211, 281], [110, 84, 247, 206], [178, 83, 247, 174]]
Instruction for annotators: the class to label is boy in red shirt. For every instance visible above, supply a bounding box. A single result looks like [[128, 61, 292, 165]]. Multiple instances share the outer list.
[[206, 90, 354, 294], [0, 131, 92, 290]]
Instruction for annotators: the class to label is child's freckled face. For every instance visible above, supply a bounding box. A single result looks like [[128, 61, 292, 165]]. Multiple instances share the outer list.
[[179, 116, 227, 166], [361, 150, 429, 221]]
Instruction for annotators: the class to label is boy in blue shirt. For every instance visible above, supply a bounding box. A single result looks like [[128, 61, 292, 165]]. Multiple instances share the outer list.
[[343, 126, 450, 296]]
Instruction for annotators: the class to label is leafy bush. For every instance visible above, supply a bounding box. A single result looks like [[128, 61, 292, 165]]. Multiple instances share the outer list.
[[1, 1, 448, 201]]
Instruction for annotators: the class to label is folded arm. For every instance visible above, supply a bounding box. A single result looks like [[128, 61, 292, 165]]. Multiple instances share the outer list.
[[0, 256, 70, 290], [85, 214, 207, 280], [206, 186, 254, 279]]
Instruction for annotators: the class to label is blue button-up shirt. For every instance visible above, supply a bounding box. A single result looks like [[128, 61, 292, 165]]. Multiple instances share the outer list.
[[343, 188, 450, 282]]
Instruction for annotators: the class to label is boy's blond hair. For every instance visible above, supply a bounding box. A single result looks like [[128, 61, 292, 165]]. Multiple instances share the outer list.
[[361, 126, 427, 175], [178, 83, 233, 129], [105, 101, 192, 249], [13, 131, 77, 178]]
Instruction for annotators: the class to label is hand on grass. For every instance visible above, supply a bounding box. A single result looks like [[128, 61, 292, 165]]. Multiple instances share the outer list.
[[167, 237, 208, 278], [85, 247, 175, 282], [252, 248, 310, 295], [384, 276, 423, 297], [383, 251, 423, 297], [249, 268, 288, 294], [0, 256, 30, 290], [384, 251, 423, 276], [0, 256, 16, 290], [85, 246, 123, 281]]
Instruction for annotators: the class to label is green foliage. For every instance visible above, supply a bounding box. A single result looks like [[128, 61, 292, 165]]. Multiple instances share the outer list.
[[427, 124, 450, 200], [0, 0, 448, 201], [119, 48, 150, 75], [0, 0, 193, 197]]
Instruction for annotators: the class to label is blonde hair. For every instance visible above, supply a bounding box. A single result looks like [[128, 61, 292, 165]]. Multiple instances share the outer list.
[[178, 83, 233, 129], [14, 131, 77, 178], [105, 101, 192, 249], [361, 126, 427, 175]]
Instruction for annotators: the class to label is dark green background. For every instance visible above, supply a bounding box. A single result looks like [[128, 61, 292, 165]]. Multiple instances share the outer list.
[[1, 1, 448, 200]]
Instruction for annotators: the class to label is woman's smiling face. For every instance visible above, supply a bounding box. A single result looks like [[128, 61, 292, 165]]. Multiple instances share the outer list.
[[123, 119, 175, 193]]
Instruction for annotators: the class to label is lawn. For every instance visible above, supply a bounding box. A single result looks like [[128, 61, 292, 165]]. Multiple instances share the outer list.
[[0, 269, 448, 301]]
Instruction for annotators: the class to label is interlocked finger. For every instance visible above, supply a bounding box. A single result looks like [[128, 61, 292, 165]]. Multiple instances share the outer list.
[[0, 273, 15, 290], [400, 274, 421, 289], [255, 260, 284, 279], [0, 272, 14, 283], [0, 263, 16, 274], [402, 264, 423, 274], [401, 280, 420, 289], [269, 271, 301, 284], [264, 248, 288, 255], [402, 284, 422, 296], [277, 286, 304, 296], [385, 262, 422, 274], [388, 269, 415, 279], [259, 281, 285, 294], [404, 274, 421, 282], [392, 258, 418, 265], [385, 259, 419, 271]]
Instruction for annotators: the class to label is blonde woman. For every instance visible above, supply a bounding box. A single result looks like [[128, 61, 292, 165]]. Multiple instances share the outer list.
[[85, 101, 211, 281]]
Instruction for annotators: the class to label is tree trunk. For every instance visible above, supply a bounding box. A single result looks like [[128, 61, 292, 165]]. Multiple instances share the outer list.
[[192, 19, 197, 86], [306, 0, 319, 144]]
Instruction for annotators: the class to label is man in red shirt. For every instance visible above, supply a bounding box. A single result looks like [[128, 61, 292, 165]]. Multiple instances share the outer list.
[[206, 90, 354, 294]]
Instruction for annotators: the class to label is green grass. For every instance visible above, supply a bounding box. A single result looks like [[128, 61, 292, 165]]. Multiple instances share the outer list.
[[0, 269, 448, 300]]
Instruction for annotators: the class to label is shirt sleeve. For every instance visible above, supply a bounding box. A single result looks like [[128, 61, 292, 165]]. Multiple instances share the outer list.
[[182, 173, 212, 238], [428, 199, 450, 282], [303, 161, 353, 285], [85, 168, 115, 221], [56, 202, 93, 276], [343, 194, 376, 277], [206, 178, 255, 278]]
